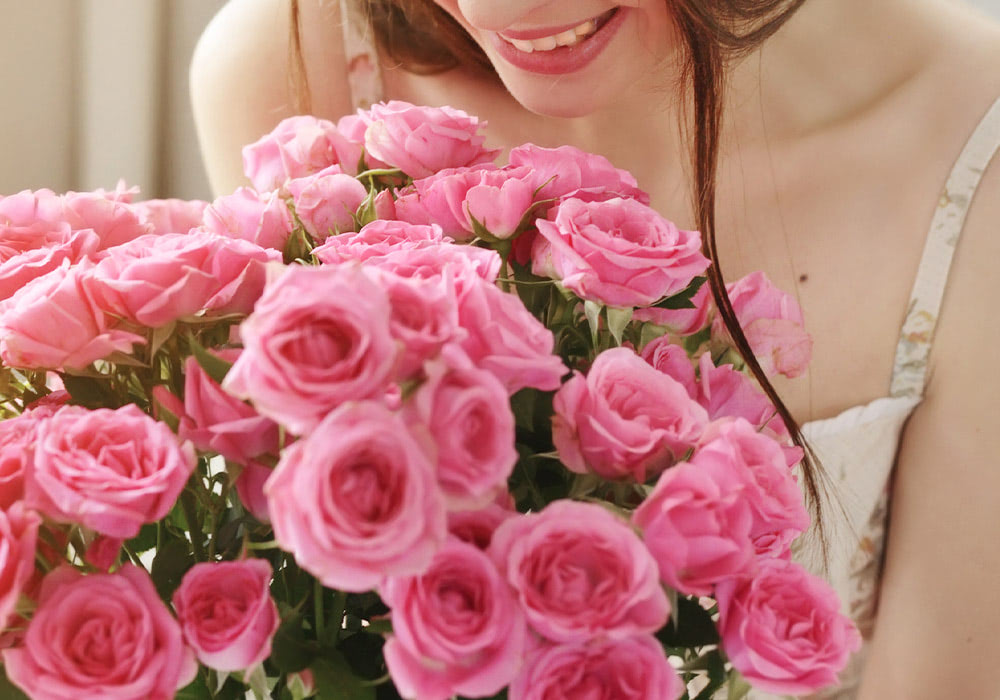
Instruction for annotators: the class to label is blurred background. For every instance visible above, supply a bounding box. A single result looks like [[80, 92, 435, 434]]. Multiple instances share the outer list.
[[1, 0, 999, 202]]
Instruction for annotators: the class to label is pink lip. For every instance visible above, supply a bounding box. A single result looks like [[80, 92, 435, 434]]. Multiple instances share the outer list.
[[489, 8, 628, 76]]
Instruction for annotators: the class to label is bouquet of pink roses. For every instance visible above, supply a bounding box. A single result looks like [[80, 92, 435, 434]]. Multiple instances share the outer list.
[[0, 100, 858, 700]]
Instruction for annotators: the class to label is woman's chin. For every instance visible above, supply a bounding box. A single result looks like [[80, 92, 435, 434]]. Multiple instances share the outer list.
[[494, 75, 619, 119]]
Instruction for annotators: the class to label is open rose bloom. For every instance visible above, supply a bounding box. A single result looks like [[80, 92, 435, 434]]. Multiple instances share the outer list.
[[0, 101, 853, 700]]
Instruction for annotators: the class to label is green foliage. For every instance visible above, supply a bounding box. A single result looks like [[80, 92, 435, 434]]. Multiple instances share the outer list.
[[150, 536, 195, 600], [652, 276, 708, 310], [310, 652, 376, 700]]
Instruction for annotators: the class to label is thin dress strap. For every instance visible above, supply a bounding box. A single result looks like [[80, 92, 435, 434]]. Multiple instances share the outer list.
[[338, 0, 385, 111], [889, 96, 1000, 398]]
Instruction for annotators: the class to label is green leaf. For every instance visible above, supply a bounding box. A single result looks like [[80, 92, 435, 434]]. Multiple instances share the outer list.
[[657, 596, 720, 648], [509, 389, 537, 432], [271, 613, 316, 674], [653, 276, 708, 310], [62, 374, 120, 410], [175, 672, 213, 700], [188, 334, 232, 385], [584, 299, 602, 345], [727, 671, 752, 700], [310, 652, 376, 700], [0, 672, 29, 700], [150, 537, 194, 600], [605, 307, 633, 346], [127, 522, 159, 554], [692, 651, 727, 700]]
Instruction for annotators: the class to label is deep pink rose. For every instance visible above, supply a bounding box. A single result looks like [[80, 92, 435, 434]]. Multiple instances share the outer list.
[[533, 197, 710, 308], [313, 219, 446, 265], [355, 101, 499, 179], [0, 413, 41, 508], [632, 455, 756, 596], [715, 271, 813, 378], [407, 347, 516, 507], [641, 336, 698, 397], [382, 538, 527, 700], [490, 500, 669, 643], [173, 559, 279, 672], [509, 635, 684, 700], [133, 198, 208, 235], [394, 166, 535, 240], [447, 494, 517, 550], [508, 143, 650, 205], [86, 230, 281, 328], [0, 503, 40, 630], [266, 401, 446, 591], [456, 276, 566, 394], [0, 263, 144, 370], [235, 461, 273, 523], [633, 282, 712, 335], [716, 558, 861, 695], [242, 115, 362, 190], [83, 534, 123, 571], [287, 167, 368, 241], [179, 352, 281, 464], [553, 347, 708, 481], [223, 265, 400, 435], [25, 405, 197, 538], [2, 565, 197, 700], [202, 188, 294, 250], [0, 222, 100, 301]]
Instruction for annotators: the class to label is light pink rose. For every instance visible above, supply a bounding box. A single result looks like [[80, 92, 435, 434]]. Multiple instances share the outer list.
[[365, 241, 503, 287], [633, 282, 712, 335], [394, 166, 535, 240], [172, 559, 280, 672], [632, 455, 756, 596], [715, 271, 813, 378], [287, 166, 368, 241], [202, 188, 294, 250], [508, 143, 650, 205], [58, 190, 150, 249], [716, 558, 861, 695], [0, 413, 41, 508], [355, 101, 499, 179], [242, 115, 363, 190], [447, 494, 517, 550], [456, 276, 566, 394], [641, 336, 698, 397], [0, 263, 144, 370], [235, 461, 273, 523], [0, 222, 100, 301], [266, 401, 446, 591], [382, 538, 528, 700], [553, 347, 708, 481], [179, 351, 281, 465], [313, 219, 447, 265], [86, 230, 281, 328], [490, 500, 669, 643], [509, 635, 684, 700], [532, 197, 710, 308], [697, 353, 788, 440], [0, 504, 40, 630], [223, 265, 400, 435], [25, 404, 197, 538], [2, 565, 197, 700], [0, 188, 65, 227], [133, 198, 208, 235], [407, 347, 516, 508]]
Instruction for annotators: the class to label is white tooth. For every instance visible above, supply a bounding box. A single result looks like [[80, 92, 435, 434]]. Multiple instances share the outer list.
[[575, 19, 596, 36], [554, 29, 579, 46], [509, 38, 535, 53], [532, 35, 558, 51]]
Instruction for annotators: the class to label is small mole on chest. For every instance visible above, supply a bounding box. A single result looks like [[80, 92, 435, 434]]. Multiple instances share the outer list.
[[799, 273, 809, 283]]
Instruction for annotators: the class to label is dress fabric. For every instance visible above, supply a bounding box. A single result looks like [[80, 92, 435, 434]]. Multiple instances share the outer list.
[[336, 4, 1000, 696]]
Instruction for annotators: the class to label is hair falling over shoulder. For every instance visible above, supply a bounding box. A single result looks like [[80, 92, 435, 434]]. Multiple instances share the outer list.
[[288, 0, 833, 545]]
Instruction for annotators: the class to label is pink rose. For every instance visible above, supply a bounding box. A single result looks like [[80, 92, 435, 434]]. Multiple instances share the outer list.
[[632, 455, 756, 596], [456, 276, 566, 394], [640, 336, 698, 397], [266, 401, 446, 591], [716, 558, 861, 695], [0, 263, 144, 370], [25, 405, 197, 538], [0, 222, 100, 301], [355, 101, 499, 179], [407, 347, 516, 507], [172, 559, 280, 672], [365, 241, 503, 286], [86, 230, 281, 328], [508, 143, 650, 205], [0, 413, 41, 508], [553, 347, 708, 481], [490, 500, 669, 643], [447, 494, 517, 550], [532, 197, 710, 308], [83, 534, 124, 571], [715, 271, 813, 378], [382, 538, 527, 700], [697, 353, 789, 441], [313, 219, 446, 265], [509, 635, 684, 700], [0, 504, 40, 630], [178, 350, 280, 465], [287, 167, 368, 241], [223, 265, 400, 435], [202, 188, 294, 250], [633, 282, 712, 335], [235, 461, 272, 523], [58, 190, 150, 249], [242, 115, 362, 190], [2, 565, 197, 700], [133, 198, 208, 235]]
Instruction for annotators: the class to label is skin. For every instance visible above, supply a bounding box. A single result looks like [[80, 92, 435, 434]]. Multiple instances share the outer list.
[[192, 0, 1000, 696]]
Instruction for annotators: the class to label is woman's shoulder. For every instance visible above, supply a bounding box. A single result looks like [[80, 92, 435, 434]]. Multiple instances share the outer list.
[[190, 0, 355, 196]]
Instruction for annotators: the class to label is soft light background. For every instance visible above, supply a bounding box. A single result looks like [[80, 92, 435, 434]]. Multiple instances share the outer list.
[[1, 0, 999, 200]]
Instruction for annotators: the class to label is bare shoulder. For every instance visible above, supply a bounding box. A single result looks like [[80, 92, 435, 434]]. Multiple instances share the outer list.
[[190, 0, 354, 197]]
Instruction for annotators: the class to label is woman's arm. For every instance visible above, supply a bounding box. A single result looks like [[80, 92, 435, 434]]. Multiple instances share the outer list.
[[189, 0, 354, 197], [858, 156, 1000, 698]]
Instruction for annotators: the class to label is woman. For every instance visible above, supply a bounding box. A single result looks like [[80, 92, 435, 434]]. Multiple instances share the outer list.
[[191, 0, 1000, 696]]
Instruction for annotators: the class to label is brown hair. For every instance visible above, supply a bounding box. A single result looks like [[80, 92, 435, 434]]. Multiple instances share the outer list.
[[290, 0, 830, 529]]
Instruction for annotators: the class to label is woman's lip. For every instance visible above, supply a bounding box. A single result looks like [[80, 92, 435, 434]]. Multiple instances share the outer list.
[[489, 8, 628, 76], [499, 13, 607, 41]]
